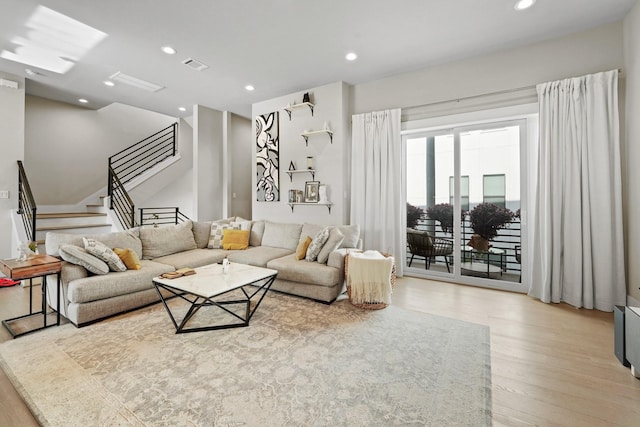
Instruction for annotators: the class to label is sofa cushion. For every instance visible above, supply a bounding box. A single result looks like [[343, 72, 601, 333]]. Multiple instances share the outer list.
[[113, 248, 141, 270], [67, 260, 174, 304], [298, 223, 324, 244], [192, 221, 213, 249], [267, 254, 341, 287], [153, 248, 227, 269], [59, 245, 109, 275], [249, 220, 265, 246], [222, 229, 250, 250], [338, 224, 360, 248], [261, 221, 302, 251], [83, 237, 127, 272], [46, 229, 143, 259], [140, 221, 197, 259], [316, 228, 345, 264], [306, 227, 330, 262], [226, 246, 293, 267]]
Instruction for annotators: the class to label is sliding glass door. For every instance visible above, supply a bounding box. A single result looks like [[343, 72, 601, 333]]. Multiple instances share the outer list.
[[404, 119, 527, 291]]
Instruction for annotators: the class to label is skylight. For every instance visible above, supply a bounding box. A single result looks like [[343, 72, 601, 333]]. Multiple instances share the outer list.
[[0, 6, 107, 74]]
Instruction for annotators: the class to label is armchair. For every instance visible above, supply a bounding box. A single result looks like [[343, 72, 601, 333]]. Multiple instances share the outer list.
[[406, 228, 453, 272]]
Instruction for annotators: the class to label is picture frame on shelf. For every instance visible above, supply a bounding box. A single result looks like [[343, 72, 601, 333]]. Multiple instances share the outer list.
[[304, 181, 320, 203]]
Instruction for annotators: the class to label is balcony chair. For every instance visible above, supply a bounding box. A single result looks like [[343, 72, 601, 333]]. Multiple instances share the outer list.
[[406, 228, 453, 272]]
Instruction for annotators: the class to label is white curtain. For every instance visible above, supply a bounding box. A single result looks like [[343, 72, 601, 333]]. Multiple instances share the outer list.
[[351, 109, 404, 276], [529, 70, 625, 311]]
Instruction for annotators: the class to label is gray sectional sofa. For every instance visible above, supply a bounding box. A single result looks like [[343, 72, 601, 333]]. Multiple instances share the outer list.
[[45, 219, 360, 327]]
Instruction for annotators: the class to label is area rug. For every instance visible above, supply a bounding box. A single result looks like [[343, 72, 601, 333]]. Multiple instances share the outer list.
[[0, 292, 491, 426]]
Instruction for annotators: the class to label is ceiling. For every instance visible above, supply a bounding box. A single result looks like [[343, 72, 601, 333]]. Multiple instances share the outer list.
[[0, 0, 636, 119]]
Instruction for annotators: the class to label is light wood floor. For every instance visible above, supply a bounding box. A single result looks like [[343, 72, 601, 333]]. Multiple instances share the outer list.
[[1, 278, 640, 426]]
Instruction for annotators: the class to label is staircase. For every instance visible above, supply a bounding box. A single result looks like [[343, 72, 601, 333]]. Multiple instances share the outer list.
[[15, 123, 180, 253], [32, 197, 113, 252]]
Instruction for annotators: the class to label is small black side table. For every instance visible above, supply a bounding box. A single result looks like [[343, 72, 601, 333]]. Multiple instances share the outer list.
[[0, 255, 62, 338]]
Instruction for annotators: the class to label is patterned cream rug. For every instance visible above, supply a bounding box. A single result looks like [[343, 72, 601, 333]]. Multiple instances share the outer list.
[[0, 292, 491, 426]]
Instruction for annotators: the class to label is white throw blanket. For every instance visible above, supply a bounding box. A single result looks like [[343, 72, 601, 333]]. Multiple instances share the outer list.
[[348, 251, 394, 304]]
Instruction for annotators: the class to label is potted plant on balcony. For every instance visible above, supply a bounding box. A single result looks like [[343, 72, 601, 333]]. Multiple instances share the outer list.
[[425, 203, 454, 235], [407, 203, 424, 229], [468, 203, 514, 251]]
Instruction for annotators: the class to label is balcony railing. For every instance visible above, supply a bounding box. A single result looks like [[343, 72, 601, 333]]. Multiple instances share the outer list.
[[410, 213, 521, 276]]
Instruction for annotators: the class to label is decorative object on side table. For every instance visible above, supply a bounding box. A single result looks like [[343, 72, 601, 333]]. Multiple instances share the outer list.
[[304, 181, 320, 203]]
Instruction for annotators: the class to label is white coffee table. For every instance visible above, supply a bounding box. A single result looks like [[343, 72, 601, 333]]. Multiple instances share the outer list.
[[153, 263, 277, 333]]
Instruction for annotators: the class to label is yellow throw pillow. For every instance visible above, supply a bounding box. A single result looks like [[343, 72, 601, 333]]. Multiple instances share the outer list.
[[222, 229, 250, 250], [296, 236, 313, 260], [113, 247, 141, 270]]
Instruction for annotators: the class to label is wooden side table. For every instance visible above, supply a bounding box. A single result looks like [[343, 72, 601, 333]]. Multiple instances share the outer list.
[[0, 255, 62, 338]]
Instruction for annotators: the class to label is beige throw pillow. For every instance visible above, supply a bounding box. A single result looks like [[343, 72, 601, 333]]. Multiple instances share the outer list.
[[83, 237, 127, 272], [316, 228, 345, 264], [59, 244, 109, 275], [306, 227, 330, 262]]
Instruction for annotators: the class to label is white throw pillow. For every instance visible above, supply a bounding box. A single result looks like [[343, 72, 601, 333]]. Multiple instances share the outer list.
[[83, 237, 127, 272], [59, 244, 109, 275], [306, 227, 330, 262]]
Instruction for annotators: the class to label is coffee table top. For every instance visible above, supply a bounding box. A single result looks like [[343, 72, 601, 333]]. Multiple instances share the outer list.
[[153, 263, 277, 298]]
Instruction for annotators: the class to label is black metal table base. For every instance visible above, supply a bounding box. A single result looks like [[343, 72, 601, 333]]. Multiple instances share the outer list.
[[2, 274, 61, 338], [153, 274, 276, 334]]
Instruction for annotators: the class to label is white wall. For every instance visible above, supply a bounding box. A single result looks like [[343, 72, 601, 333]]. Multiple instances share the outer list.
[[352, 22, 624, 116], [252, 82, 351, 225], [624, 3, 640, 303], [193, 105, 224, 221], [24, 96, 177, 205], [228, 113, 252, 219], [0, 72, 25, 259], [131, 118, 194, 218]]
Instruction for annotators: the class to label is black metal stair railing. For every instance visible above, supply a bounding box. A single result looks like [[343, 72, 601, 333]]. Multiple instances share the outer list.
[[108, 166, 136, 230], [108, 123, 178, 186], [107, 123, 178, 229], [17, 160, 37, 243], [139, 207, 189, 227]]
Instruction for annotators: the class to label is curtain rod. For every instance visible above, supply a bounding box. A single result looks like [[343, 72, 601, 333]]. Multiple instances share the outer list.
[[404, 68, 623, 112]]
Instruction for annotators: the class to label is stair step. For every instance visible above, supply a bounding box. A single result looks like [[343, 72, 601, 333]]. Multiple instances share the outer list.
[[36, 223, 111, 232], [86, 204, 103, 208], [37, 212, 107, 219]]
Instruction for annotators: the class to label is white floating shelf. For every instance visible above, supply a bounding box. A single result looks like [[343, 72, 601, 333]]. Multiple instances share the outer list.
[[283, 102, 314, 119], [300, 129, 333, 146], [285, 169, 316, 181], [288, 202, 332, 213]]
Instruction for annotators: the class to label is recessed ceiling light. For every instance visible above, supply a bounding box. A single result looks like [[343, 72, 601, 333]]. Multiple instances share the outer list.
[[78, 98, 88, 104], [345, 52, 358, 61], [514, 0, 536, 10], [178, 107, 186, 112], [161, 46, 177, 55], [245, 85, 254, 91], [104, 80, 115, 87]]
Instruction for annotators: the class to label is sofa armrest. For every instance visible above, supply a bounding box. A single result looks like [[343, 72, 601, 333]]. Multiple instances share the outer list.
[[60, 260, 89, 284]]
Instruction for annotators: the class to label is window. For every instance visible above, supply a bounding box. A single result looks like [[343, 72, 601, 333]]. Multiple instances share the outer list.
[[483, 174, 505, 208], [450, 176, 469, 211]]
